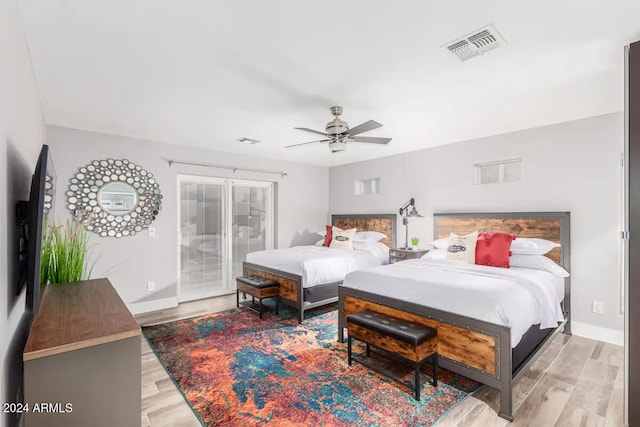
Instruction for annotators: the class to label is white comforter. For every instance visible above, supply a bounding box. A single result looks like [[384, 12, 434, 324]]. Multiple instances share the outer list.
[[341, 259, 566, 347], [245, 246, 388, 288]]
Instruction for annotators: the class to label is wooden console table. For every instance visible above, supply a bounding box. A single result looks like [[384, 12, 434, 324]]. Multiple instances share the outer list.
[[23, 278, 141, 427]]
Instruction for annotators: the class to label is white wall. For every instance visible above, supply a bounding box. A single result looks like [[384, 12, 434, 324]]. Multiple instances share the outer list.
[[46, 126, 329, 313], [0, 0, 46, 425], [330, 113, 624, 343]]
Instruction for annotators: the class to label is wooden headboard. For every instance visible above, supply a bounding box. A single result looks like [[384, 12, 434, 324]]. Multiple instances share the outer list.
[[433, 212, 570, 266], [332, 214, 397, 248]]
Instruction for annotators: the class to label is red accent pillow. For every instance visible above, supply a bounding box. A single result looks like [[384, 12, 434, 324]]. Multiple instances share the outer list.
[[475, 232, 516, 268], [322, 225, 333, 247]]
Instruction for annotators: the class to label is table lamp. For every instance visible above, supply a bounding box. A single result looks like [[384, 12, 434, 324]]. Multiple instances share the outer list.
[[398, 198, 423, 249]]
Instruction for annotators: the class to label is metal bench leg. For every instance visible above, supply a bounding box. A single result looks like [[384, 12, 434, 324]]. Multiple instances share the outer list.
[[347, 336, 352, 366], [366, 343, 370, 357], [236, 290, 240, 308], [258, 298, 263, 319], [432, 354, 438, 387], [252, 295, 255, 304], [414, 361, 421, 401], [275, 296, 279, 315]]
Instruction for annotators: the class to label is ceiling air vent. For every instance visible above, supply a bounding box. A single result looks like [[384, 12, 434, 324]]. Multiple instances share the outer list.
[[444, 24, 506, 62], [235, 137, 261, 145]]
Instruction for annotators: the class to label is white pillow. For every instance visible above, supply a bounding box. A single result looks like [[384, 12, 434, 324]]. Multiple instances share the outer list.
[[353, 241, 390, 258], [316, 230, 327, 237], [314, 239, 324, 246], [510, 254, 570, 277], [429, 238, 449, 249], [329, 227, 356, 250], [510, 238, 560, 255], [445, 231, 479, 264], [421, 249, 447, 260], [354, 231, 387, 243]]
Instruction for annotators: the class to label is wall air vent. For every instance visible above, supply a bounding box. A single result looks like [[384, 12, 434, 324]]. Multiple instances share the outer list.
[[235, 137, 261, 144], [444, 24, 506, 62]]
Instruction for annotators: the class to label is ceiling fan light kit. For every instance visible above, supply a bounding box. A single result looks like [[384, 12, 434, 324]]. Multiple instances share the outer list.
[[286, 106, 392, 153], [329, 140, 347, 153]]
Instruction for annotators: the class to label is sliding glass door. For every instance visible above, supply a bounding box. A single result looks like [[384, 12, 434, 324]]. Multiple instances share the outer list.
[[230, 183, 273, 281], [178, 178, 225, 301], [178, 176, 273, 302]]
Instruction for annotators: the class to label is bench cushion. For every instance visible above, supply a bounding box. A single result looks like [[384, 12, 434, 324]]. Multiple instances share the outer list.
[[236, 275, 279, 289], [347, 310, 436, 346]]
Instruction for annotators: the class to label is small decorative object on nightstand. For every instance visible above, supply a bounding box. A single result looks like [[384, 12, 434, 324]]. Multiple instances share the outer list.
[[389, 248, 429, 264], [411, 237, 420, 249]]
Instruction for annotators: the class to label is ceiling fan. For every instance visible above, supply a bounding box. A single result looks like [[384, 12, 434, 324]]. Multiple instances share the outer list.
[[286, 106, 392, 153]]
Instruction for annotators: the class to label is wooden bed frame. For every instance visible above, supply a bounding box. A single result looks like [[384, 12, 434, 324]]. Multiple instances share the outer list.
[[337, 212, 571, 421], [243, 214, 397, 323]]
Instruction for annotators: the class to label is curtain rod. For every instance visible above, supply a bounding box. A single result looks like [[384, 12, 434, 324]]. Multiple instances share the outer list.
[[167, 160, 287, 177]]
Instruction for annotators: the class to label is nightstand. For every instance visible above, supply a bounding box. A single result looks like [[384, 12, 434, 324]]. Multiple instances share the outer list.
[[389, 248, 429, 264]]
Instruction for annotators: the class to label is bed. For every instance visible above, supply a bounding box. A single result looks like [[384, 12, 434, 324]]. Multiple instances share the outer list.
[[337, 212, 571, 421], [243, 214, 396, 322]]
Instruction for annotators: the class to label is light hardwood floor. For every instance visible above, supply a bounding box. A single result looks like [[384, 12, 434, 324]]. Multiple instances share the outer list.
[[137, 296, 626, 427]]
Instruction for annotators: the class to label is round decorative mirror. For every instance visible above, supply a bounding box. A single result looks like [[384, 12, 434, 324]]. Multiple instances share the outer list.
[[67, 159, 162, 237]]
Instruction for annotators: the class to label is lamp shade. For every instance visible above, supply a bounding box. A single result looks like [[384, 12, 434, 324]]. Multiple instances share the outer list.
[[407, 206, 423, 218]]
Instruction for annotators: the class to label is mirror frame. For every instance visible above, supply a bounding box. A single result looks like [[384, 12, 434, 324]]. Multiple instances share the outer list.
[[66, 158, 163, 238]]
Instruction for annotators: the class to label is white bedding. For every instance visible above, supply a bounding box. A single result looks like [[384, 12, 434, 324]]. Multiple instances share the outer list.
[[341, 259, 566, 347], [245, 246, 388, 287]]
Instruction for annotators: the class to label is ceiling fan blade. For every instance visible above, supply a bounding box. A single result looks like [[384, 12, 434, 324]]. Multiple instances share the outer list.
[[294, 127, 329, 137], [352, 136, 392, 144], [347, 120, 382, 136], [284, 139, 332, 149]]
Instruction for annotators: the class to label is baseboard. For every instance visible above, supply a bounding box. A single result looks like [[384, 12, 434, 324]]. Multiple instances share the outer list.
[[128, 297, 179, 315], [571, 321, 624, 346]]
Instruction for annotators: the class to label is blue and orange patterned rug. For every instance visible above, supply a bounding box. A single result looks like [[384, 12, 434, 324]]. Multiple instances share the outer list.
[[143, 305, 480, 426]]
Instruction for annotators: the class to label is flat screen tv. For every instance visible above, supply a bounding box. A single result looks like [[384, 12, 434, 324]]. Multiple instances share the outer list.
[[16, 144, 55, 315]]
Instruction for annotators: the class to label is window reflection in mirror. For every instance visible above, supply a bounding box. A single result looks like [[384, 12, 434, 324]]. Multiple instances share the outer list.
[[98, 182, 139, 215]]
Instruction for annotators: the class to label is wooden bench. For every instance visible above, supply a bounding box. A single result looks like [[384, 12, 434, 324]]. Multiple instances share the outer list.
[[347, 310, 438, 400], [236, 275, 279, 319]]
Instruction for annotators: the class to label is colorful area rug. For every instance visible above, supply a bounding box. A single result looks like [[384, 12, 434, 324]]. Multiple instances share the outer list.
[[143, 305, 480, 426]]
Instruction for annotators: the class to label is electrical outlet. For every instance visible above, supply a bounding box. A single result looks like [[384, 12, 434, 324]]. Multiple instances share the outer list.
[[592, 300, 604, 314], [148, 227, 156, 238], [147, 281, 155, 292]]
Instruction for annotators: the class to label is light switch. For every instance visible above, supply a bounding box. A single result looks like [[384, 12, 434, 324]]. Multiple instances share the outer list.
[[148, 227, 156, 238]]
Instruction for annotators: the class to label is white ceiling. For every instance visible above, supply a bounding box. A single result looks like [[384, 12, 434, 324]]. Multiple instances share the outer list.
[[19, 0, 640, 166]]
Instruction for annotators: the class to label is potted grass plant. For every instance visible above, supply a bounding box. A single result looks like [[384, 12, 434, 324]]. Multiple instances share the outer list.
[[41, 220, 96, 285], [411, 237, 420, 249]]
